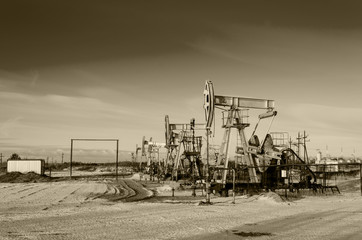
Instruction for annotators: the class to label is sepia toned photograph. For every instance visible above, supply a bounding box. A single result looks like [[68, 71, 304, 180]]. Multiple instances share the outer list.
[[1, 1, 362, 239]]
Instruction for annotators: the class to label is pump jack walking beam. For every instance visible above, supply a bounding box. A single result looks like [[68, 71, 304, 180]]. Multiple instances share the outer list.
[[204, 81, 275, 129], [214, 96, 275, 109]]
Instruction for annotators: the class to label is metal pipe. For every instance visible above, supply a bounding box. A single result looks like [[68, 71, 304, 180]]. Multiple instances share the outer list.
[[71, 139, 118, 141], [116, 140, 119, 181], [206, 127, 211, 204], [70, 139, 73, 179], [232, 169, 235, 204], [323, 164, 326, 188], [222, 111, 233, 184]]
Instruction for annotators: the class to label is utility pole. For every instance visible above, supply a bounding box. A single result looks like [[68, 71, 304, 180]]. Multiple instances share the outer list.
[[288, 137, 293, 150], [61, 153, 64, 164], [296, 131, 310, 163], [302, 131, 310, 163], [296, 132, 301, 157]]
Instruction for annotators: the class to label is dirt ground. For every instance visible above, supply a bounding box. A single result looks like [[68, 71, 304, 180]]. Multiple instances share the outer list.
[[1, 172, 362, 239]]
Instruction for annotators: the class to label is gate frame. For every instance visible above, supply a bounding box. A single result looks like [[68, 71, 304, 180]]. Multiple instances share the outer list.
[[70, 138, 119, 180]]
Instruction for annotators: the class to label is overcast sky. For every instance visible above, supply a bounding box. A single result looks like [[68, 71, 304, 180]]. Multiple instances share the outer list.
[[1, 0, 362, 161]]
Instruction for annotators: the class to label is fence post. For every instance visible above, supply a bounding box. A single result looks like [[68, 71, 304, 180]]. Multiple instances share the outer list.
[[323, 164, 326, 188], [247, 167, 250, 195], [285, 165, 288, 199], [70, 139, 73, 179], [232, 169, 235, 204], [116, 140, 119, 181]]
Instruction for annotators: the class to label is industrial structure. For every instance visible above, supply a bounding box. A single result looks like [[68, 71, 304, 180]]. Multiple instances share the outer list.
[[203, 81, 317, 195], [123, 81, 345, 197], [164, 115, 206, 181], [140, 136, 166, 178]]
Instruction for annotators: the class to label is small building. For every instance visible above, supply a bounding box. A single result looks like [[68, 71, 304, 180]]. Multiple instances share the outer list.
[[7, 159, 45, 175]]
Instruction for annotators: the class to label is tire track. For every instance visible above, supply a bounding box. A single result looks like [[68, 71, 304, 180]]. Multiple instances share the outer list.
[[20, 187, 48, 199], [57, 186, 83, 203], [14, 185, 38, 194], [87, 183, 123, 201], [0, 184, 20, 190], [97, 181, 131, 201], [43, 183, 108, 210], [119, 180, 136, 200], [91, 179, 153, 202], [123, 179, 152, 202]]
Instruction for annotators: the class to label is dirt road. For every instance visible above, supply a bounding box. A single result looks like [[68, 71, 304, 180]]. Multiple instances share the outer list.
[[1, 179, 362, 239]]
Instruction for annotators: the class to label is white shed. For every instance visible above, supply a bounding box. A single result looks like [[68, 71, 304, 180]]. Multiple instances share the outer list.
[[7, 159, 45, 175]]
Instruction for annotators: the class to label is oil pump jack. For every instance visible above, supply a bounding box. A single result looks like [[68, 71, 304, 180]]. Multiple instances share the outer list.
[[140, 136, 165, 176], [165, 115, 205, 181], [204, 80, 278, 185], [203, 81, 317, 193], [132, 144, 141, 170]]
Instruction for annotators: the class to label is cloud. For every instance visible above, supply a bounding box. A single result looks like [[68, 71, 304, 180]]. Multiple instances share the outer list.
[[0, 116, 24, 137], [0, 90, 145, 148], [278, 103, 362, 135]]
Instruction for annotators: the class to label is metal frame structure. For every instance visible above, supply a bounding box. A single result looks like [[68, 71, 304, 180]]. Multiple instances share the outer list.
[[203, 81, 278, 185], [141, 136, 165, 166], [140, 136, 165, 179], [165, 115, 206, 181], [70, 139, 119, 180]]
